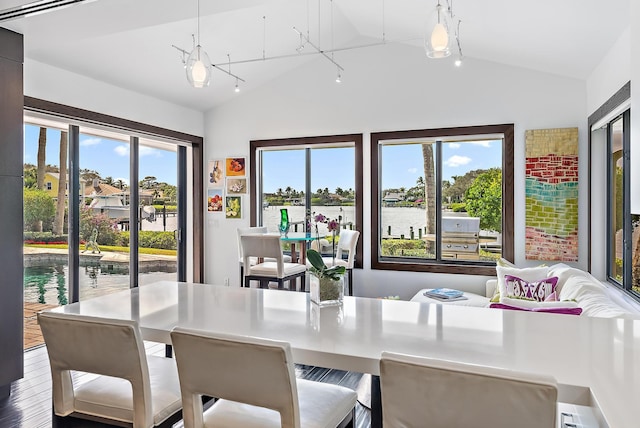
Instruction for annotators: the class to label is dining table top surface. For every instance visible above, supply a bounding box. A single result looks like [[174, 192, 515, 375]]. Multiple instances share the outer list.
[[47, 281, 640, 428]]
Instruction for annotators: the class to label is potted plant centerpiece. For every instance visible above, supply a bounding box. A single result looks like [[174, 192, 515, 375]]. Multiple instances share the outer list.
[[307, 249, 345, 306]]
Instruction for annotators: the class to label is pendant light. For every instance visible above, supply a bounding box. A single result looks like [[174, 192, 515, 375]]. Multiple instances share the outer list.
[[425, 0, 453, 59], [185, 0, 211, 88]]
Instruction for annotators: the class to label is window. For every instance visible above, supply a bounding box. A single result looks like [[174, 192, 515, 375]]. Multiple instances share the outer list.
[[250, 135, 363, 267], [23, 97, 203, 311], [605, 110, 639, 294], [371, 125, 514, 275], [45, 181, 52, 190]]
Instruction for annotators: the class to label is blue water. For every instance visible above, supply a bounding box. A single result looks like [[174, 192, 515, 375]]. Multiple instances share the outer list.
[[24, 261, 175, 306]]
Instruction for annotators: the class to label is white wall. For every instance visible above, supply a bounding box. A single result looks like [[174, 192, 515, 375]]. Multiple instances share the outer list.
[[24, 59, 204, 137], [204, 41, 587, 299], [586, 28, 631, 116]]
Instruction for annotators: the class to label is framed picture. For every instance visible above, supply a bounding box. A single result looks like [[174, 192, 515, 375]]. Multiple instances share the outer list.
[[225, 196, 242, 219], [226, 177, 247, 194], [225, 157, 246, 176], [207, 189, 223, 212], [207, 159, 224, 188]]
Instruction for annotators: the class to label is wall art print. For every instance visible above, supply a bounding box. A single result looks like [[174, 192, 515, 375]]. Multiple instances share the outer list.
[[525, 127, 578, 262], [207, 189, 223, 212], [225, 157, 246, 177], [208, 159, 224, 188], [226, 177, 247, 194], [225, 196, 242, 219]]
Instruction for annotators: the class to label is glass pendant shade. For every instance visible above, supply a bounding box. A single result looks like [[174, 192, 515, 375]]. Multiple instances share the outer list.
[[186, 45, 212, 88], [425, 3, 452, 59]]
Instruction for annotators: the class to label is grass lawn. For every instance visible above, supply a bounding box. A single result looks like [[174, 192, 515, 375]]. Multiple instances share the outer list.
[[25, 243, 176, 256]]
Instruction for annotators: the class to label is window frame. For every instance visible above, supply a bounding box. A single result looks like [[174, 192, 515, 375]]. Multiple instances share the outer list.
[[249, 134, 364, 269], [24, 96, 204, 286], [605, 109, 635, 292], [370, 124, 514, 276]]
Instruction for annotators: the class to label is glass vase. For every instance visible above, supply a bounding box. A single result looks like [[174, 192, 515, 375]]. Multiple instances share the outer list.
[[309, 272, 344, 307], [278, 208, 290, 237]]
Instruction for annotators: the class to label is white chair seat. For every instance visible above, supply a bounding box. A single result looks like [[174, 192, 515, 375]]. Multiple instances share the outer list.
[[249, 262, 307, 277], [321, 257, 348, 268], [241, 255, 292, 267], [74, 355, 182, 426], [201, 379, 356, 428]]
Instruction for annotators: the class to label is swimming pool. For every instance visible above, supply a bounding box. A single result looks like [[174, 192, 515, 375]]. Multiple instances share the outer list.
[[24, 261, 176, 305]]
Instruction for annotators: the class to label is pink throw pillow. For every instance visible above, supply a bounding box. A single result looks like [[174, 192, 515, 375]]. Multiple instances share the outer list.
[[503, 275, 558, 302], [489, 303, 582, 316]]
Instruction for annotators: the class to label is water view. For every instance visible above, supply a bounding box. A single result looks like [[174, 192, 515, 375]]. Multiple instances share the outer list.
[[24, 261, 176, 305]]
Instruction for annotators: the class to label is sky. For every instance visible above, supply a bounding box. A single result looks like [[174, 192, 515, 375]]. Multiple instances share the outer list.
[[24, 125, 177, 185], [261, 140, 502, 193]]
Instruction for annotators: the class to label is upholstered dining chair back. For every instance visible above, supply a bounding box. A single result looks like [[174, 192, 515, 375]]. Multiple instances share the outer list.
[[241, 234, 285, 278], [38, 311, 181, 428], [336, 229, 360, 269], [171, 327, 301, 428], [236, 226, 268, 261], [380, 351, 558, 428]]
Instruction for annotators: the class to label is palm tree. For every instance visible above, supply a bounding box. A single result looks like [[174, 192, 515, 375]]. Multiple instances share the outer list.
[[53, 131, 68, 235], [36, 127, 46, 190], [422, 144, 436, 253]]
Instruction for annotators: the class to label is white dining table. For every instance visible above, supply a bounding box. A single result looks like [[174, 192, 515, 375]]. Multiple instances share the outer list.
[[47, 281, 640, 428]]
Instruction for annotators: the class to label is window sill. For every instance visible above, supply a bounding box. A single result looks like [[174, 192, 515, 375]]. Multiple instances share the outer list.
[[372, 258, 497, 276]]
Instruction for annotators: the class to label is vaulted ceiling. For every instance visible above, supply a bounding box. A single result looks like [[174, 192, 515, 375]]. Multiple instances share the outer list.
[[1, 0, 630, 112]]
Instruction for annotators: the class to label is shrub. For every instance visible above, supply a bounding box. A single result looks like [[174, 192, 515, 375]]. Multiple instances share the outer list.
[[451, 202, 467, 212], [24, 188, 55, 232], [79, 207, 119, 246], [116, 231, 176, 250], [381, 239, 425, 256], [24, 232, 68, 244]]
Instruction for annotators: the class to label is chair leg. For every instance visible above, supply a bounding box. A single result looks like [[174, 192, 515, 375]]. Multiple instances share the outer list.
[[346, 269, 353, 296], [244, 276, 250, 288], [239, 265, 244, 287], [301, 274, 306, 293]]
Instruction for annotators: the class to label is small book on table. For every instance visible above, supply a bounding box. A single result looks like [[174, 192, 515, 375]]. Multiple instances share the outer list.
[[424, 288, 466, 301]]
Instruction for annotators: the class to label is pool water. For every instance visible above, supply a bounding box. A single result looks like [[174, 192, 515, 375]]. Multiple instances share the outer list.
[[24, 261, 176, 306]]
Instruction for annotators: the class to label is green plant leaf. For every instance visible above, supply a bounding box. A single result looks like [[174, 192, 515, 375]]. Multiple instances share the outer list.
[[306, 249, 327, 271]]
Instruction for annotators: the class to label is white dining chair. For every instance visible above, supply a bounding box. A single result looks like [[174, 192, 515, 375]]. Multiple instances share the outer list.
[[311, 229, 359, 296], [170, 327, 357, 428], [237, 226, 291, 285], [380, 351, 558, 428], [241, 234, 307, 291], [38, 311, 182, 428]]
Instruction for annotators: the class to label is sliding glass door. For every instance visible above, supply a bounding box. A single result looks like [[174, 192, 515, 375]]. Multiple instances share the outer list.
[[23, 113, 190, 349]]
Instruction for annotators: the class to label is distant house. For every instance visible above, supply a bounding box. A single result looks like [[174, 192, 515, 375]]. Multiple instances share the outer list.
[[43, 172, 69, 199], [382, 192, 406, 206]]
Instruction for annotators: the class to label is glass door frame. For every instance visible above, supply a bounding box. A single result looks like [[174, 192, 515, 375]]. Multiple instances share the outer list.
[[25, 97, 204, 302]]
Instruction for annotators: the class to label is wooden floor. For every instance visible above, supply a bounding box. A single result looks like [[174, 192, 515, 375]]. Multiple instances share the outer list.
[[0, 343, 371, 428]]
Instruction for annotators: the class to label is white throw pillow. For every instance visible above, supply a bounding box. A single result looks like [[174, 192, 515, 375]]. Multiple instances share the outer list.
[[496, 265, 549, 301]]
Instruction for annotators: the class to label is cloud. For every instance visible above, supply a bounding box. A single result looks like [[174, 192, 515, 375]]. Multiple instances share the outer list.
[[468, 140, 491, 148], [113, 145, 162, 157], [448, 143, 461, 149], [80, 138, 102, 146], [407, 167, 418, 174], [114, 145, 128, 156], [445, 155, 472, 167], [140, 146, 161, 157]]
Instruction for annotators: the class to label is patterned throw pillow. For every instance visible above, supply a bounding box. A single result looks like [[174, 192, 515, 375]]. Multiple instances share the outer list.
[[503, 275, 558, 302]]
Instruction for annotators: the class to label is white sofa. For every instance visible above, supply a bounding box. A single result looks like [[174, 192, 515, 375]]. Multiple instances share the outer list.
[[411, 263, 640, 319]]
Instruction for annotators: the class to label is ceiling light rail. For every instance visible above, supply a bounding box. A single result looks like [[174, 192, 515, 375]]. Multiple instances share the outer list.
[[172, 44, 246, 84]]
